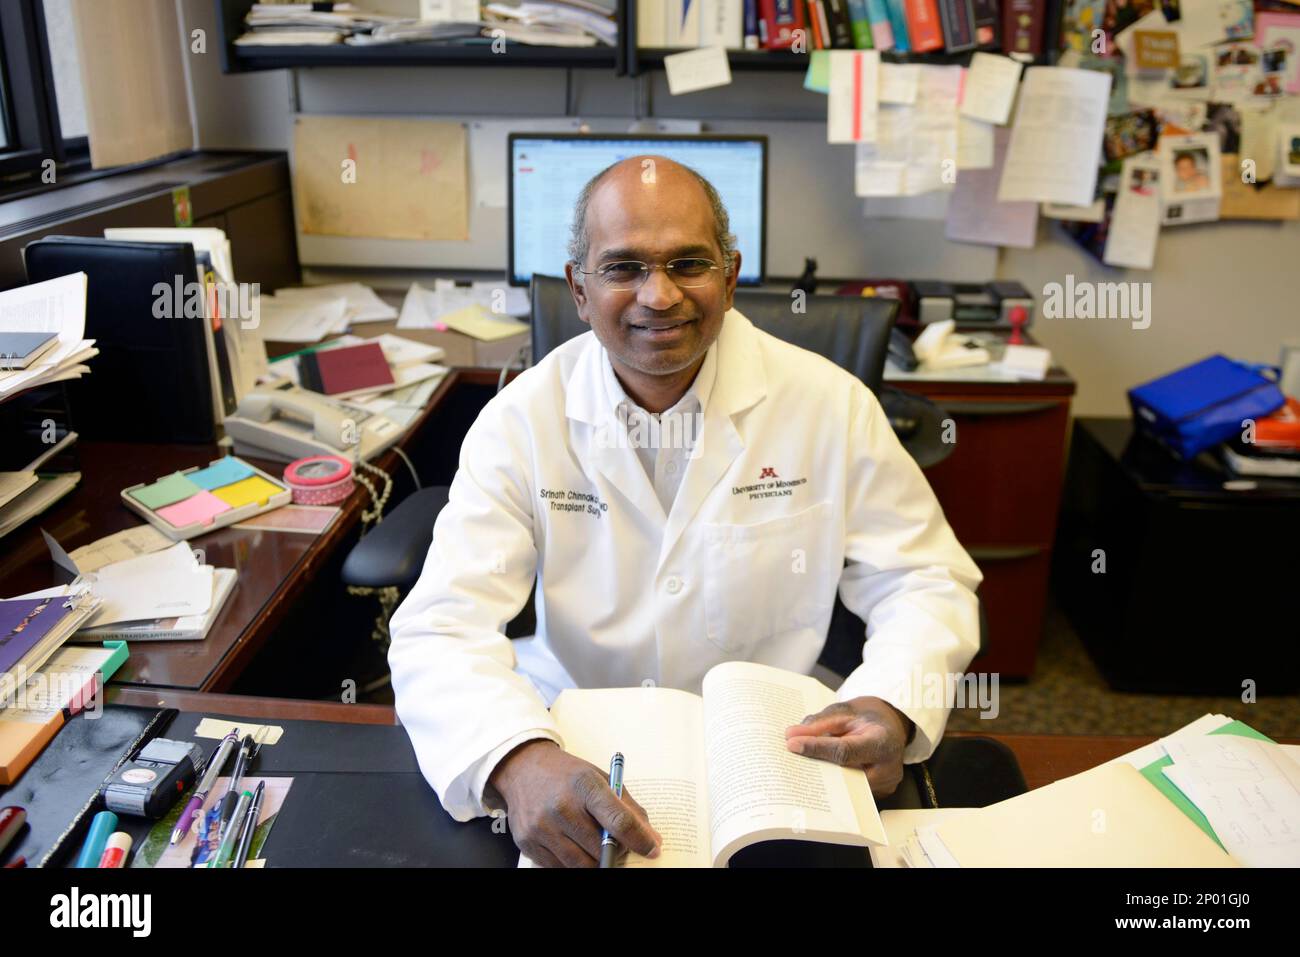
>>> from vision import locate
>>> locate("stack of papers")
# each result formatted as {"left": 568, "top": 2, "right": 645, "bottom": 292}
{"left": 235, "top": 3, "right": 402, "bottom": 45}
{"left": 889, "top": 715, "right": 1299, "bottom": 868}
{"left": 483, "top": 1, "right": 617, "bottom": 46}
{"left": 257, "top": 282, "right": 399, "bottom": 343}
{"left": 40, "top": 528, "right": 235, "bottom": 642}
{"left": 0, "top": 273, "right": 97, "bottom": 403}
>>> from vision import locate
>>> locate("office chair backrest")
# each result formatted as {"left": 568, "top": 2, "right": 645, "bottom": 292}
{"left": 528, "top": 274, "right": 897, "bottom": 394}
{"left": 24, "top": 236, "right": 217, "bottom": 443}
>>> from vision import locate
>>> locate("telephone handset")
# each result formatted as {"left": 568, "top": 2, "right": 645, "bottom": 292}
{"left": 224, "top": 384, "right": 402, "bottom": 464}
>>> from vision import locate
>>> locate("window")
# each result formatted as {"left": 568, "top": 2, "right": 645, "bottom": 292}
{"left": 0, "top": 0, "right": 89, "bottom": 185}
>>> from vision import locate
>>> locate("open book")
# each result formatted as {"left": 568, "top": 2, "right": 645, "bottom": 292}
{"left": 521, "top": 661, "right": 886, "bottom": 867}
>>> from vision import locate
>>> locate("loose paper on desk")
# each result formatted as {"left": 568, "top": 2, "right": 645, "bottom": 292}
{"left": 932, "top": 762, "right": 1237, "bottom": 867}
{"left": 78, "top": 542, "right": 214, "bottom": 626}
{"left": 664, "top": 46, "right": 732, "bottom": 95}
{"left": 1161, "top": 736, "right": 1300, "bottom": 868}
{"left": 274, "top": 283, "right": 396, "bottom": 324}
{"left": 67, "top": 525, "right": 172, "bottom": 574}
{"left": 855, "top": 65, "right": 961, "bottom": 196}
{"left": 256, "top": 295, "right": 349, "bottom": 343}
{"left": 946, "top": 126, "right": 1039, "bottom": 248}
{"left": 293, "top": 115, "right": 468, "bottom": 241}
{"left": 828, "top": 50, "right": 880, "bottom": 144}
{"left": 998, "top": 67, "right": 1112, "bottom": 206}
{"left": 960, "top": 53, "right": 1023, "bottom": 125}
{"left": 439, "top": 304, "right": 528, "bottom": 342}
{"left": 397, "top": 282, "right": 528, "bottom": 331}
{"left": 1104, "top": 155, "right": 1161, "bottom": 269}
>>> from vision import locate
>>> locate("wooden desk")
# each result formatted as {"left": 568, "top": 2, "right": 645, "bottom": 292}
{"left": 0, "top": 369, "right": 500, "bottom": 694}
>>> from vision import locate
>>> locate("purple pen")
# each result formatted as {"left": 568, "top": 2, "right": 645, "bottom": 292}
{"left": 170, "top": 728, "right": 239, "bottom": 845}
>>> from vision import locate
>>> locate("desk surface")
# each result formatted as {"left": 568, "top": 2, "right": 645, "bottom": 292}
{"left": 10, "top": 690, "right": 1277, "bottom": 868}
{"left": 0, "top": 369, "right": 488, "bottom": 693}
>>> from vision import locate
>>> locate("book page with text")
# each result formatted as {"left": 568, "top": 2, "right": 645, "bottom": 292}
{"left": 545, "top": 685, "right": 711, "bottom": 868}
{"left": 703, "top": 661, "right": 884, "bottom": 866}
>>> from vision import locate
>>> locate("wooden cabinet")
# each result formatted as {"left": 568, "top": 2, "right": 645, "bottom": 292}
{"left": 889, "top": 368, "right": 1076, "bottom": 678}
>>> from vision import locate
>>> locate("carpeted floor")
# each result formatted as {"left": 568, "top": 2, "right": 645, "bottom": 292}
{"left": 945, "top": 599, "right": 1300, "bottom": 738}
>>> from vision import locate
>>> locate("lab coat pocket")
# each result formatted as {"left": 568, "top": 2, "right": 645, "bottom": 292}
{"left": 702, "top": 501, "right": 836, "bottom": 653}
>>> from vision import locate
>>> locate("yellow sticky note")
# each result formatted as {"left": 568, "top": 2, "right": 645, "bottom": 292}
{"left": 212, "top": 475, "right": 283, "bottom": 509}
{"left": 194, "top": 718, "right": 283, "bottom": 745}
{"left": 439, "top": 304, "right": 528, "bottom": 341}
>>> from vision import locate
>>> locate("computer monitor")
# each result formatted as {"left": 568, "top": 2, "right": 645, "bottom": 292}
{"left": 507, "top": 133, "right": 767, "bottom": 287}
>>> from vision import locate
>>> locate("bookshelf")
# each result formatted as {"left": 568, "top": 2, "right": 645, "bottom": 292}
{"left": 216, "top": 0, "right": 1060, "bottom": 78}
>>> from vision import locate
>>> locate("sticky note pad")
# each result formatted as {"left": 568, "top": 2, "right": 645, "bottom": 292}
{"left": 129, "top": 473, "right": 202, "bottom": 510}
{"left": 188, "top": 457, "right": 255, "bottom": 491}
{"left": 211, "top": 475, "right": 283, "bottom": 509}
{"left": 156, "top": 491, "right": 231, "bottom": 529}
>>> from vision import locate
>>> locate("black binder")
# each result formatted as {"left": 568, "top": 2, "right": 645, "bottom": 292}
{"left": 23, "top": 236, "right": 217, "bottom": 443}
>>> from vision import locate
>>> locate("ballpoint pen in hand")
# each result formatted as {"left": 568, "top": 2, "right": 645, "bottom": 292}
{"left": 598, "top": 752, "right": 625, "bottom": 869}
{"left": 171, "top": 728, "right": 239, "bottom": 846}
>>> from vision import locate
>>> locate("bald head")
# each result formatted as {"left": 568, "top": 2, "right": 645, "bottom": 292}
{"left": 567, "top": 156, "right": 736, "bottom": 273}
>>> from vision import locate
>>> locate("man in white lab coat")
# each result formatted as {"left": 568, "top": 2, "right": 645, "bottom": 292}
{"left": 388, "top": 156, "right": 983, "bottom": 868}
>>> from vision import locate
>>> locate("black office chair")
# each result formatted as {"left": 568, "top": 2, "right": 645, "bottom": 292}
{"left": 528, "top": 274, "right": 898, "bottom": 394}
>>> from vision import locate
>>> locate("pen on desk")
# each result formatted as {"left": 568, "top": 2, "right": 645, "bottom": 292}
{"left": 213, "top": 790, "right": 252, "bottom": 868}
{"left": 217, "top": 734, "right": 255, "bottom": 841}
{"left": 233, "top": 780, "right": 264, "bottom": 870}
{"left": 598, "top": 752, "right": 625, "bottom": 869}
{"left": 171, "top": 728, "right": 239, "bottom": 845}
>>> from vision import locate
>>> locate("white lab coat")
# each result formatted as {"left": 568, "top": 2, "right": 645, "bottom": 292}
{"left": 388, "top": 309, "right": 983, "bottom": 821}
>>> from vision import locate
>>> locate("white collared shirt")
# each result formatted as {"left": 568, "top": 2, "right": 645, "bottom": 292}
{"left": 600, "top": 343, "right": 718, "bottom": 514}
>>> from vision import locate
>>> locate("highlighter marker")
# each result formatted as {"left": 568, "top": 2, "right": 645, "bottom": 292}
{"left": 97, "top": 832, "right": 132, "bottom": 868}
{"left": 75, "top": 810, "right": 119, "bottom": 868}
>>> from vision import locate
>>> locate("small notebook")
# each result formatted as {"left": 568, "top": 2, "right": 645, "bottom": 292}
{"left": 299, "top": 341, "right": 394, "bottom": 396}
{"left": 0, "top": 331, "right": 58, "bottom": 369}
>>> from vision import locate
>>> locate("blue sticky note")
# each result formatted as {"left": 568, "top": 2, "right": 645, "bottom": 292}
{"left": 188, "top": 457, "right": 256, "bottom": 491}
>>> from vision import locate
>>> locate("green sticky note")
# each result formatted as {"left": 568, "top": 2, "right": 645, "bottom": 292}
{"left": 129, "top": 473, "right": 202, "bottom": 510}
{"left": 804, "top": 51, "right": 830, "bottom": 95}
{"left": 1139, "top": 720, "right": 1275, "bottom": 850}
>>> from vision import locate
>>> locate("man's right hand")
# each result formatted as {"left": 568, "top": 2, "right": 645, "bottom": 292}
{"left": 489, "top": 740, "right": 662, "bottom": 868}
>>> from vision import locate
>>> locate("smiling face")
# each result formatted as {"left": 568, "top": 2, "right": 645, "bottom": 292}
{"left": 565, "top": 158, "right": 740, "bottom": 408}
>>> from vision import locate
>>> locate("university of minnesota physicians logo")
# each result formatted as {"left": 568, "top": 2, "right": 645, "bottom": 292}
{"left": 759, "top": 467, "right": 778, "bottom": 479}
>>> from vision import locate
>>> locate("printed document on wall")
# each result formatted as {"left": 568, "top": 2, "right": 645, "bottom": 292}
{"left": 997, "top": 67, "right": 1112, "bottom": 206}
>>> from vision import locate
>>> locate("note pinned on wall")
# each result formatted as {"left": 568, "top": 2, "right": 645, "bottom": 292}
{"left": 293, "top": 115, "right": 469, "bottom": 241}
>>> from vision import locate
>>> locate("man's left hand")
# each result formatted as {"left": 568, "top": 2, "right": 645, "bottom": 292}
{"left": 784, "top": 697, "right": 914, "bottom": 797}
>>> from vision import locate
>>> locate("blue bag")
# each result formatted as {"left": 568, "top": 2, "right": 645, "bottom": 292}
{"left": 1128, "top": 355, "right": 1286, "bottom": 460}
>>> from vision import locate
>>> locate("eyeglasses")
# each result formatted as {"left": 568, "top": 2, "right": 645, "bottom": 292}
{"left": 576, "top": 258, "right": 723, "bottom": 290}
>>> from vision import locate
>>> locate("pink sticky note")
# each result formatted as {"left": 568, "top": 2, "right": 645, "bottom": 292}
{"left": 156, "top": 491, "right": 231, "bottom": 529}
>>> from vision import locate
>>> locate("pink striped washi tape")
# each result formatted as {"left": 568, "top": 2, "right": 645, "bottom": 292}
{"left": 283, "top": 454, "right": 354, "bottom": 505}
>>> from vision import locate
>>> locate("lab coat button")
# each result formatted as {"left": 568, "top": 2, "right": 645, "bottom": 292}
{"left": 665, "top": 576, "right": 682, "bottom": 595}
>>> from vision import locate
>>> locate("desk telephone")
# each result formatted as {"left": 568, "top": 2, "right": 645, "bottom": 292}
{"left": 224, "top": 383, "right": 402, "bottom": 464}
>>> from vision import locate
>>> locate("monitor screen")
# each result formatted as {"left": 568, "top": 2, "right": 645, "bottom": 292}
{"left": 508, "top": 134, "right": 767, "bottom": 287}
